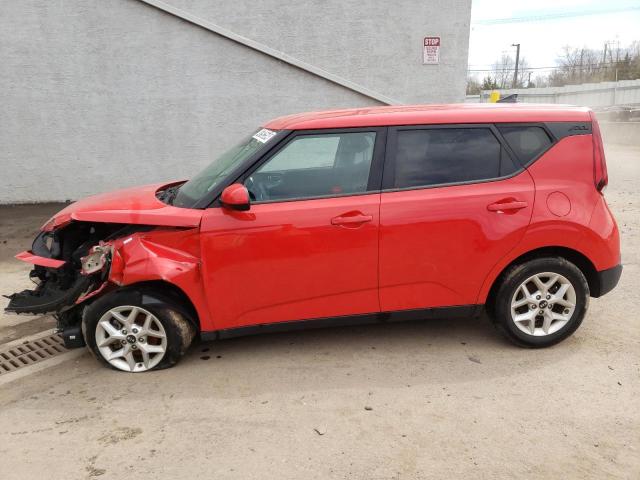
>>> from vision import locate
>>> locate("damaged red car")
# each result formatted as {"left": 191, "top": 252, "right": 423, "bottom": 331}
{"left": 5, "top": 104, "right": 622, "bottom": 372}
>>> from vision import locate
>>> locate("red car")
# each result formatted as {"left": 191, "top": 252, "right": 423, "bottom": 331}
{"left": 6, "top": 104, "right": 622, "bottom": 372}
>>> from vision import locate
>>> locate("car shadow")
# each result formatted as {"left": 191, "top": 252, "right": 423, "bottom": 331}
{"left": 170, "top": 313, "right": 585, "bottom": 395}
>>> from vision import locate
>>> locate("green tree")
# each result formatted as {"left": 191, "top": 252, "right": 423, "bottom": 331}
{"left": 481, "top": 76, "right": 498, "bottom": 90}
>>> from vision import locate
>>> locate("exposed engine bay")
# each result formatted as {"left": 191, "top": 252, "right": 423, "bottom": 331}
{"left": 3, "top": 182, "right": 207, "bottom": 358}
{"left": 4, "top": 222, "right": 152, "bottom": 326}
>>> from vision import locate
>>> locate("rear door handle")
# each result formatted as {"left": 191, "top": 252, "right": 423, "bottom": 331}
{"left": 487, "top": 200, "right": 528, "bottom": 212}
{"left": 331, "top": 214, "right": 373, "bottom": 226}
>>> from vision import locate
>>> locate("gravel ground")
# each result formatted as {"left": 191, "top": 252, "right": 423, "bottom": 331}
{"left": 0, "top": 145, "right": 638, "bottom": 479}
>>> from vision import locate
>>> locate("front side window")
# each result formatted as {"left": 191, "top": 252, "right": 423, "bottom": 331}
{"left": 245, "top": 131, "right": 376, "bottom": 202}
{"left": 392, "top": 128, "right": 517, "bottom": 189}
{"left": 173, "top": 129, "right": 278, "bottom": 208}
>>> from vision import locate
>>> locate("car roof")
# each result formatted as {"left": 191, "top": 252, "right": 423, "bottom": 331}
{"left": 264, "top": 103, "right": 592, "bottom": 130}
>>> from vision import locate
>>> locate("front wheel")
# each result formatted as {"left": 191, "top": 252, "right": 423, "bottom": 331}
{"left": 82, "top": 289, "right": 196, "bottom": 372}
{"left": 491, "top": 257, "right": 590, "bottom": 348}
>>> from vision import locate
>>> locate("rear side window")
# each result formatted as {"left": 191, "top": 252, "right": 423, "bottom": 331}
{"left": 498, "top": 126, "right": 552, "bottom": 165}
{"left": 392, "top": 128, "right": 517, "bottom": 189}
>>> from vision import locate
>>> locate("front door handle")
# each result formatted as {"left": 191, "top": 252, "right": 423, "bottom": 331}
{"left": 487, "top": 200, "right": 528, "bottom": 213}
{"left": 331, "top": 214, "right": 373, "bottom": 226}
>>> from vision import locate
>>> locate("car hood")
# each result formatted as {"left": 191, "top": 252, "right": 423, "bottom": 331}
{"left": 43, "top": 182, "right": 204, "bottom": 231}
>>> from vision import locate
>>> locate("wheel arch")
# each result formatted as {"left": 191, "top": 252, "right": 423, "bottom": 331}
{"left": 484, "top": 246, "right": 600, "bottom": 311}
{"left": 96, "top": 280, "right": 201, "bottom": 333}
{"left": 106, "top": 231, "right": 213, "bottom": 331}
{"left": 81, "top": 281, "right": 197, "bottom": 372}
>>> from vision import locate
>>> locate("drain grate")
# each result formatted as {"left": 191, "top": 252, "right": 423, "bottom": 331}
{"left": 0, "top": 333, "right": 68, "bottom": 375}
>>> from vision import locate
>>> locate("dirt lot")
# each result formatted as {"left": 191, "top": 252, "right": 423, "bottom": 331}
{"left": 0, "top": 145, "right": 638, "bottom": 479}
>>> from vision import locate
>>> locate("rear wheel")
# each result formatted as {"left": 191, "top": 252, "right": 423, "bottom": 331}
{"left": 491, "top": 257, "right": 589, "bottom": 347}
{"left": 82, "top": 289, "right": 196, "bottom": 372}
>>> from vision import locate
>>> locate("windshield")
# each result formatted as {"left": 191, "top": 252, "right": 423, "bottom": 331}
{"left": 173, "top": 128, "right": 278, "bottom": 208}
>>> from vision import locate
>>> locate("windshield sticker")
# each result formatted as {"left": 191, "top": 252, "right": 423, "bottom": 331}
{"left": 252, "top": 128, "right": 277, "bottom": 143}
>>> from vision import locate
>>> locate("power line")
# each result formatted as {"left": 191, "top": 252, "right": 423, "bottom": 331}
{"left": 473, "top": 6, "right": 640, "bottom": 25}
{"left": 467, "top": 61, "right": 633, "bottom": 73}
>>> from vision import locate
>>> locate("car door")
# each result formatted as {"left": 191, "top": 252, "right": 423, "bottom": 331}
{"left": 379, "top": 124, "right": 535, "bottom": 312}
{"left": 199, "top": 128, "right": 386, "bottom": 330}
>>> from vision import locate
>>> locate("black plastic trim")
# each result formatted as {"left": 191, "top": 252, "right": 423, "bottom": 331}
{"left": 495, "top": 121, "right": 591, "bottom": 168}
{"left": 200, "top": 305, "right": 480, "bottom": 341}
{"left": 5, "top": 275, "right": 93, "bottom": 315}
{"left": 61, "top": 325, "right": 86, "bottom": 349}
{"left": 594, "top": 264, "right": 622, "bottom": 298}
{"left": 544, "top": 122, "right": 592, "bottom": 141}
{"left": 32, "top": 230, "right": 61, "bottom": 259}
{"left": 494, "top": 121, "right": 555, "bottom": 140}
{"left": 493, "top": 122, "right": 555, "bottom": 168}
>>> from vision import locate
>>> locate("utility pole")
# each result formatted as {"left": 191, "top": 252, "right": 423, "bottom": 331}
{"left": 512, "top": 43, "right": 521, "bottom": 88}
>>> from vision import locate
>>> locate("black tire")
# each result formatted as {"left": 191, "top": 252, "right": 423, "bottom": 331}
{"left": 491, "top": 257, "right": 589, "bottom": 348}
{"left": 82, "top": 288, "right": 196, "bottom": 372}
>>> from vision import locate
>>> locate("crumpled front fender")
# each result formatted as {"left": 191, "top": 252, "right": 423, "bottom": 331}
{"left": 107, "top": 229, "right": 212, "bottom": 330}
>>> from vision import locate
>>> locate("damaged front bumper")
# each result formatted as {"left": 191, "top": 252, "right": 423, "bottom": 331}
{"left": 5, "top": 220, "right": 204, "bottom": 340}
{"left": 5, "top": 273, "right": 94, "bottom": 315}
{"left": 5, "top": 245, "right": 111, "bottom": 315}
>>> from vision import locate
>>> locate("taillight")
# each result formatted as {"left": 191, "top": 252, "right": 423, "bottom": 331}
{"left": 590, "top": 112, "right": 608, "bottom": 192}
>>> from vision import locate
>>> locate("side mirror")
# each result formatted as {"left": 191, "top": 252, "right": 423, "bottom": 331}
{"left": 220, "top": 183, "right": 251, "bottom": 211}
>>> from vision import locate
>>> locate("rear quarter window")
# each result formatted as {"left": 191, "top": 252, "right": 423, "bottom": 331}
{"left": 498, "top": 126, "right": 552, "bottom": 165}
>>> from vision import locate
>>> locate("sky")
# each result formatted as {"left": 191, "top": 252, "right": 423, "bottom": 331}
{"left": 468, "top": 0, "right": 640, "bottom": 78}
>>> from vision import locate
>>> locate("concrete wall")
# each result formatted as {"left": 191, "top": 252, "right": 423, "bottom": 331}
{"left": 600, "top": 122, "right": 640, "bottom": 146}
{"left": 465, "top": 79, "right": 640, "bottom": 107}
{"left": 0, "top": 0, "right": 472, "bottom": 203}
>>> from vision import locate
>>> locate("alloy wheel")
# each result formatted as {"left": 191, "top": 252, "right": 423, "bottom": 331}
{"left": 510, "top": 272, "right": 577, "bottom": 336}
{"left": 95, "top": 305, "right": 167, "bottom": 372}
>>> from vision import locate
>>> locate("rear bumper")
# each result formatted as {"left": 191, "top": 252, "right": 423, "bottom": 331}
{"left": 595, "top": 264, "right": 622, "bottom": 298}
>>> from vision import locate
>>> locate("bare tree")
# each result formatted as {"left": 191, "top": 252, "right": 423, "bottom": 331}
{"left": 550, "top": 46, "right": 601, "bottom": 85}
{"left": 531, "top": 74, "right": 549, "bottom": 88}
{"left": 548, "top": 42, "right": 640, "bottom": 86}
{"left": 491, "top": 54, "right": 513, "bottom": 89}
{"left": 466, "top": 76, "right": 482, "bottom": 95}
{"left": 491, "top": 54, "right": 531, "bottom": 89}
{"left": 476, "top": 41, "right": 640, "bottom": 92}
